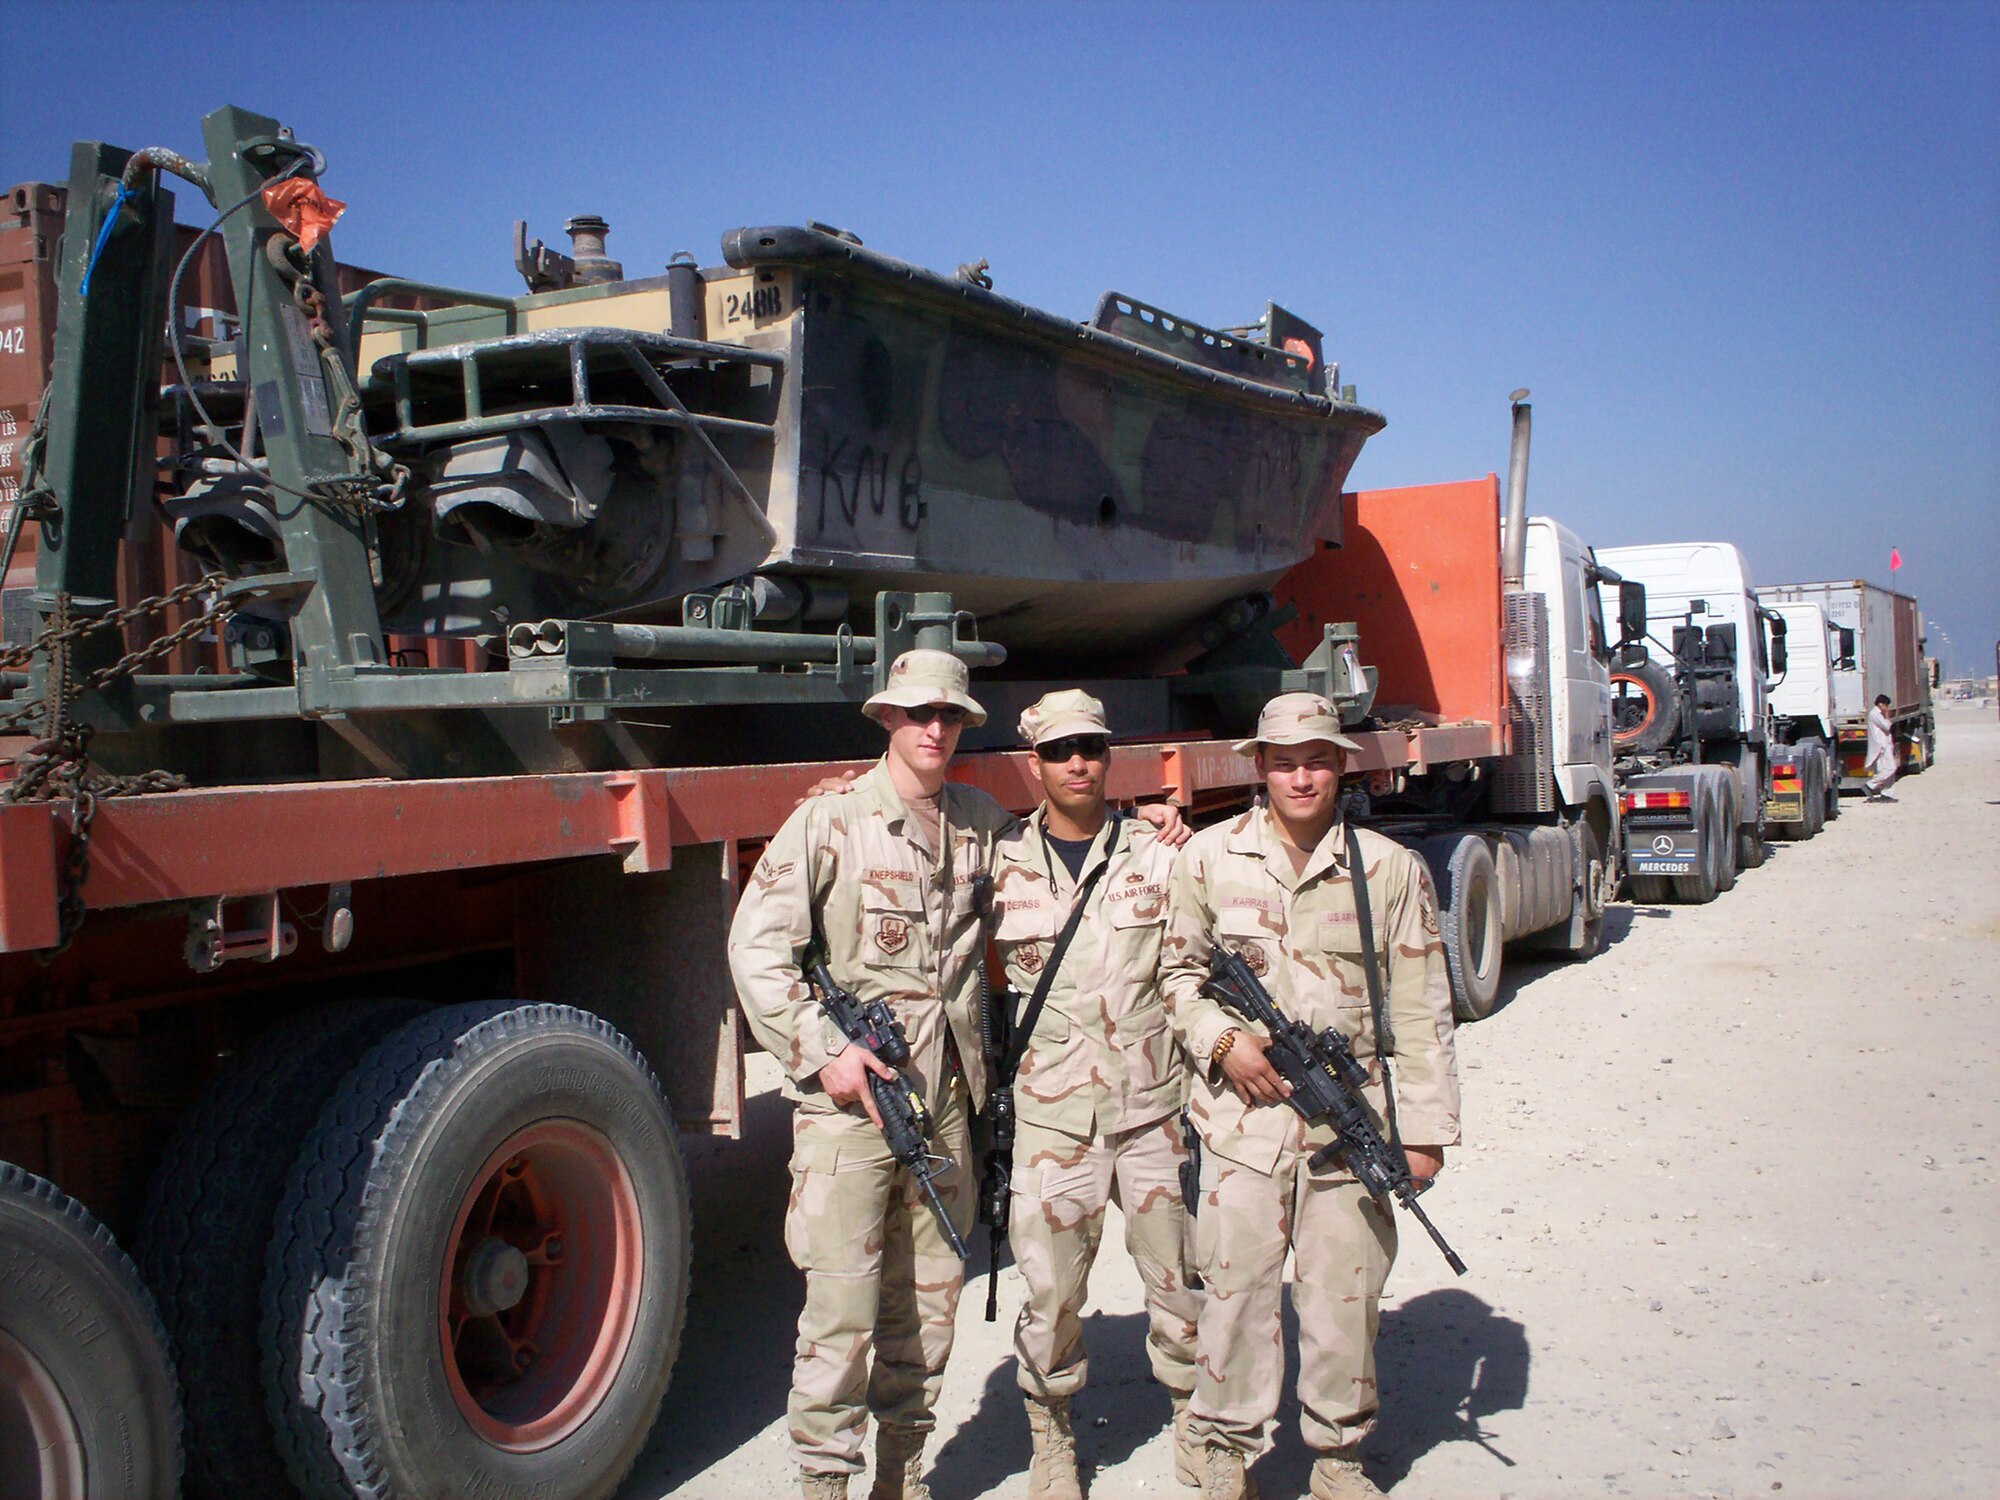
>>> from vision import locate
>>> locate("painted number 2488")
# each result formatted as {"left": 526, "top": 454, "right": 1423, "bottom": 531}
{"left": 722, "top": 286, "right": 786, "bottom": 323}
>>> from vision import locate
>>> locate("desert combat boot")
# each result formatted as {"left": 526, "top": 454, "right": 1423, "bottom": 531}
{"left": 1201, "top": 1445, "right": 1261, "bottom": 1500}
{"left": 1309, "top": 1447, "right": 1385, "bottom": 1498}
{"left": 868, "top": 1425, "right": 933, "bottom": 1500}
{"left": 1024, "top": 1394, "right": 1082, "bottom": 1500}
{"left": 1170, "top": 1393, "right": 1200, "bottom": 1486}
{"left": 800, "top": 1471, "right": 849, "bottom": 1500}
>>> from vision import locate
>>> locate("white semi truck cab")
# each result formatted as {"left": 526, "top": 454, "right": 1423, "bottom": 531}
{"left": 1759, "top": 599, "right": 1844, "bottom": 838}
{"left": 1594, "top": 541, "right": 1780, "bottom": 904}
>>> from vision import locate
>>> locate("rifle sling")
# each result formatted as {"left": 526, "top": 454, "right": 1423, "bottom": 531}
{"left": 1001, "top": 813, "right": 1119, "bottom": 1082}
{"left": 1344, "top": 821, "right": 1404, "bottom": 1153}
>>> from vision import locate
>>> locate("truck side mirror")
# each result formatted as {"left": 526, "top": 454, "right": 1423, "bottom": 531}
{"left": 1931, "top": 659, "right": 1942, "bottom": 688}
{"left": 1769, "top": 625, "right": 1788, "bottom": 677}
{"left": 1618, "top": 581, "right": 1647, "bottom": 645}
{"left": 1834, "top": 626, "right": 1856, "bottom": 668}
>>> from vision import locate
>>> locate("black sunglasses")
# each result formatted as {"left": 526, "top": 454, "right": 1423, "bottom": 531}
{"left": 904, "top": 704, "right": 968, "bottom": 727}
{"left": 1035, "top": 735, "right": 1110, "bottom": 763}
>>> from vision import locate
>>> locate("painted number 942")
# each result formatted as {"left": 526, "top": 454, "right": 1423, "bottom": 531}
{"left": 0, "top": 325, "right": 27, "bottom": 356}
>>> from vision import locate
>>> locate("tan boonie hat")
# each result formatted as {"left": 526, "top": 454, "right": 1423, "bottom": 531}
{"left": 1232, "top": 691, "right": 1362, "bottom": 755}
{"left": 1017, "top": 689, "right": 1110, "bottom": 747}
{"left": 863, "top": 647, "right": 988, "bottom": 726}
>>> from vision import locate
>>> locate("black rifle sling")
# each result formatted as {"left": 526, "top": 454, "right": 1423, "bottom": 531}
{"left": 1002, "top": 813, "right": 1120, "bottom": 1081}
{"left": 1344, "top": 821, "right": 1403, "bottom": 1152}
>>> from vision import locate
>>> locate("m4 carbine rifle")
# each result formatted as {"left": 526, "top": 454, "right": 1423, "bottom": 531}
{"left": 977, "top": 980, "right": 1015, "bottom": 1320}
{"left": 808, "top": 963, "right": 969, "bottom": 1259}
{"left": 1202, "top": 946, "right": 1467, "bottom": 1275}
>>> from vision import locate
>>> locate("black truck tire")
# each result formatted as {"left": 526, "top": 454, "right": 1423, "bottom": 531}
{"left": 1671, "top": 779, "right": 1724, "bottom": 905}
{"left": 0, "top": 1162, "right": 183, "bottom": 1500}
{"left": 1802, "top": 752, "right": 1827, "bottom": 838}
{"left": 1737, "top": 809, "right": 1768, "bottom": 871}
{"left": 135, "top": 998, "right": 429, "bottom": 1500}
{"left": 1713, "top": 779, "right": 1742, "bottom": 893}
{"left": 1432, "top": 834, "right": 1504, "bottom": 1021}
{"left": 1627, "top": 874, "right": 1674, "bottom": 904}
{"left": 1524, "top": 820, "right": 1607, "bottom": 960}
{"left": 1609, "top": 657, "right": 1680, "bottom": 754}
{"left": 1823, "top": 755, "right": 1842, "bottom": 823}
{"left": 263, "top": 1002, "right": 690, "bottom": 1500}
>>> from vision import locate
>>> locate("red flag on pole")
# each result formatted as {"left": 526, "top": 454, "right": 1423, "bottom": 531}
{"left": 1890, "top": 547, "right": 1903, "bottom": 572}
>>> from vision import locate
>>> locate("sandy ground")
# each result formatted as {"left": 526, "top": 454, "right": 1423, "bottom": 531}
{"left": 626, "top": 704, "right": 1999, "bottom": 1500}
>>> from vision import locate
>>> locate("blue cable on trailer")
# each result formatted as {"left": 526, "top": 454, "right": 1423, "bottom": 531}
{"left": 78, "top": 183, "right": 134, "bottom": 298}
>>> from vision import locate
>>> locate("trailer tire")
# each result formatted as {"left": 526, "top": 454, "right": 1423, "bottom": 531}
{"left": 0, "top": 1162, "right": 183, "bottom": 1500}
{"left": 263, "top": 1002, "right": 690, "bottom": 1500}
{"left": 1435, "top": 835, "right": 1504, "bottom": 1021}
{"left": 1823, "top": 756, "right": 1842, "bottom": 824}
{"left": 136, "top": 998, "right": 428, "bottom": 1500}
{"left": 1609, "top": 658, "right": 1680, "bottom": 754}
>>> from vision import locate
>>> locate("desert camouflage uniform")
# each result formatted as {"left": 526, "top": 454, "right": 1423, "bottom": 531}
{"left": 1159, "top": 803, "right": 1459, "bottom": 1458}
{"left": 992, "top": 806, "right": 1201, "bottom": 1402}
{"left": 730, "top": 758, "right": 1013, "bottom": 1477}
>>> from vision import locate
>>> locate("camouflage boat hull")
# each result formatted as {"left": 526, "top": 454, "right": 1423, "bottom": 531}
{"left": 355, "top": 225, "right": 1384, "bottom": 671}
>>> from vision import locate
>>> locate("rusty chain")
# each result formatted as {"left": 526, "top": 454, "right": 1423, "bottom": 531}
{"left": 2, "top": 577, "right": 222, "bottom": 951}
{"left": 0, "top": 570, "right": 226, "bottom": 676}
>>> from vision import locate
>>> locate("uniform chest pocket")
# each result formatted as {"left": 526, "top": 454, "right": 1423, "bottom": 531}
{"left": 1105, "top": 885, "right": 1169, "bottom": 930}
{"left": 1215, "top": 905, "right": 1282, "bottom": 980}
{"left": 863, "top": 897, "right": 930, "bottom": 971}
{"left": 1316, "top": 909, "right": 1386, "bottom": 962}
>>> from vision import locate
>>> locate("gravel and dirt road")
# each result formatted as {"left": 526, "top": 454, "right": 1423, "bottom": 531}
{"left": 628, "top": 703, "right": 1999, "bottom": 1500}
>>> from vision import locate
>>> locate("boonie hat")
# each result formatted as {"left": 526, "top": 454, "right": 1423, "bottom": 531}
{"left": 864, "top": 648, "right": 988, "bottom": 726}
{"left": 1018, "top": 689, "right": 1110, "bottom": 747}
{"left": 1232, "top": 691, "right": 1362, "bottom": 755}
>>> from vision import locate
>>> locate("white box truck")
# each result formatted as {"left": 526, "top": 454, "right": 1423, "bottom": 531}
{"left": 1757, "top": 580, "right": 1936, "bottom": 787}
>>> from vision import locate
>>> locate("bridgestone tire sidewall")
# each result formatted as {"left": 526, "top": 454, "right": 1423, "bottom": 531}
{"left": 266, "top": 1004, "right": 689, "bottom": 1500}
{"left": 0, "top": 1164, "right": 182, "bottom": 1500}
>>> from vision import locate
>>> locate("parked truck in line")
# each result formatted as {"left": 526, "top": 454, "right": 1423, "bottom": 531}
{"left": 1275, "top": 407, "right": 1627, "bottom": 1022}
{"left": 1755, "top": 579, "right": 1936, "bottom": 788}
{"left": 2, "top": 108, "right": 1618, "bottom": 1500}
{"left": 1594, "top": 541, "right": 1782, "bottom": 904}
{"left": 1758, "top": 598, "right": 1844, "bottom": 839}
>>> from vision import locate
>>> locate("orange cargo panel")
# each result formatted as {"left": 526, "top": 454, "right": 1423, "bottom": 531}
{"left": 1273, "top": 478, "right": 1505, "bottom": 738}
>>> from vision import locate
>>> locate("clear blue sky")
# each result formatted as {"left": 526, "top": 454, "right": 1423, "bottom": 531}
{"left": 7, "top": 0, "right": 1996, "bottom": 678}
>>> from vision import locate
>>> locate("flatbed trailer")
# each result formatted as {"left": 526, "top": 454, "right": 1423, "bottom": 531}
{"left": 0, "top": 104, "right": 1597, "bottom": 1500}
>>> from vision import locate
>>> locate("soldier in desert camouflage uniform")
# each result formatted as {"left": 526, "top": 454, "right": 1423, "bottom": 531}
{"left": 1160, "top": 693, "right": 1460, "bottom": 1500}
{"left": 730, "top": 648, "right": 1015, "bottom": 1500}
{"left": 989, "top": 690, "right": 1203, "bottom": 1500}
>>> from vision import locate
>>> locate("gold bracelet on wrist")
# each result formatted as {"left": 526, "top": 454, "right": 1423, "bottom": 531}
{"left": 1211, "top": 1029, "right": 1238, "bottom": 1066}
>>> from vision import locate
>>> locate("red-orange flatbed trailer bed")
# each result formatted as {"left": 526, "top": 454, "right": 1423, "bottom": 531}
{"left": 0, "top": 723, "right": 1496, "bottom": 960}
